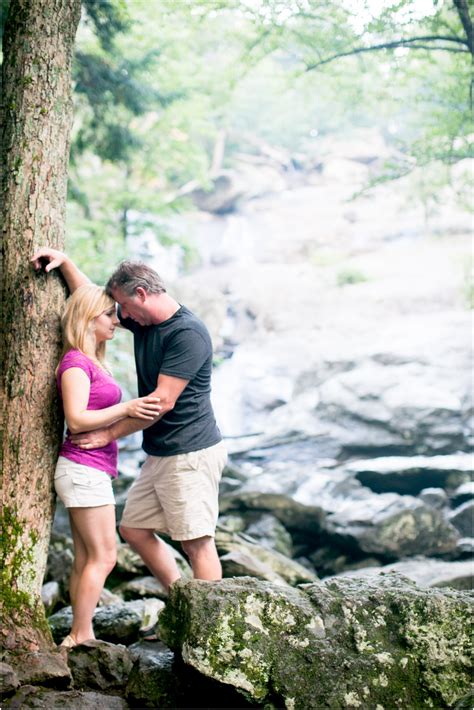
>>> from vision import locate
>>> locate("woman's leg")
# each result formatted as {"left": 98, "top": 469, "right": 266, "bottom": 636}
{"left": 67, "top": 505, "right": 117, "bottom": 644}
{"left": 68, "top": 512, "right": 87, "bottom": 609}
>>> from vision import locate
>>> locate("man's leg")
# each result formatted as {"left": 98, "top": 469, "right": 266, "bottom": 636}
{"left": 119, "top": 526, "right": 181, "bottom": 591}
{"left": 181, "top": 535, "right": 222, "bottom": 581}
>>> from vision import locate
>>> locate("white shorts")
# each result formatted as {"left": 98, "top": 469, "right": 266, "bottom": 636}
{"left": 120, "top": 441, "right": 227, "bottom": 541}
{"left": 54, "top": 456, "right": 115, "bottom": 508}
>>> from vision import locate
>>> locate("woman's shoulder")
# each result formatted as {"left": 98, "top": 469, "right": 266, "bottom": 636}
{"left": 57, "top": 349, "right": 94, "bottom": 376}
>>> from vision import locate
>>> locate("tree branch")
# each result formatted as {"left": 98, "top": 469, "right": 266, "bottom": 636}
{"left": 305, "top": 35, "right": 469, "bottom": 71}
{"left": 453, "top": 0, "right": 473, "bottom": 57}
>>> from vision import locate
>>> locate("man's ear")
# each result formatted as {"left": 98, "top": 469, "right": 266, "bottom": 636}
{"left": 135, "top": 286, "right": 147, "bottom": 302}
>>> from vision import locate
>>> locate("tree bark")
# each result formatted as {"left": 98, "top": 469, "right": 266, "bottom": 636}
{"left": 1, "top": 0, "right": 81, "bottom": 652}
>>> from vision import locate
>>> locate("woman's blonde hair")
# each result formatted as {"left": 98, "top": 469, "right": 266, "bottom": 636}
{"left": 58, "top": 284, "right": 115, "bottom": 370}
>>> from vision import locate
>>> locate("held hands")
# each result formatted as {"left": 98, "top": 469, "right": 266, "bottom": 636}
{"left": 31, "top": 247, "right": 67, "bottom": 273}
{"left": 125, "top": 396, "right": 162, "bottom": 420}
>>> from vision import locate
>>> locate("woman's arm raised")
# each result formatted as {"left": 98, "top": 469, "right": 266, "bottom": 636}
{"left": 31, "top": 248, "right": 89, "bottom": 293}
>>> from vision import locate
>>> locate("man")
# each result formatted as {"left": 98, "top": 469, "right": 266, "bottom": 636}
{"left": 32, "top": 248, "right": 227, "bottom": 590}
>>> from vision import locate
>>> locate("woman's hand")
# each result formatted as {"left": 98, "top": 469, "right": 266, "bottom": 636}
{"left": 31, "top": 247, "right": 68, "bottom": 273}
{"left": 31, "top": 248, "right": 89, "bottom": 291}
{"left": 125, "top": 396, "right": 162, "bottom": 420}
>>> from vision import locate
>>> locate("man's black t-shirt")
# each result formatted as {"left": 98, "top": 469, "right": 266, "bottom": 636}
{"left": 119, "top": 305, "right": 222, "bottom": 457}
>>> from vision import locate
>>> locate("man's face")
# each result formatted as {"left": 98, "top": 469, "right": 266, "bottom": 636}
{"left": 111, "top": 287, "right": 151, "bottom": 326}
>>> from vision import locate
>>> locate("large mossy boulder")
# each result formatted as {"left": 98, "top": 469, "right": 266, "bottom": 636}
{"left": 159, "top": 575, "right": 473, "bottom": 709}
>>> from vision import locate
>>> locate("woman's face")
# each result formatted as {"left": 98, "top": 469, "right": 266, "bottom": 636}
{"left": 93, "top": 304, "right": 120, "bottom": 344}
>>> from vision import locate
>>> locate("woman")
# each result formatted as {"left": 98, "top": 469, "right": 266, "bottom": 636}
{"left": 55, "top": 283, "right": 161, "bottom": 649}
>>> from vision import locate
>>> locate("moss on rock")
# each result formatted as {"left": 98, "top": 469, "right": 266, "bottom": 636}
{"left": 159, "top": 573, "right": 473, "bottom": 709}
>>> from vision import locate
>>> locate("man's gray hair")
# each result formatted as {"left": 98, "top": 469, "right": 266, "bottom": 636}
{"left": 106, "top": 261, "right": 166, "bottom": 297}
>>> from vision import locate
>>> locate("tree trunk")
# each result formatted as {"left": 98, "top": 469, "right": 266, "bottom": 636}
{"left": 1, "top": 0, "right": 81, "bottom": 652}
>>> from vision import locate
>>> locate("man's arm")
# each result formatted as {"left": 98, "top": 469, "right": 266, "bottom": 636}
{"left": 31, "top": 248, "right": 89, "bottom": 292}
{"left": 70, "top": 373, "right": 189, "bottom": 449}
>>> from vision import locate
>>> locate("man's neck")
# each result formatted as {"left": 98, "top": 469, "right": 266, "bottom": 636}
{"left": 150, "top": 293, "right": 181, "bottom": 325}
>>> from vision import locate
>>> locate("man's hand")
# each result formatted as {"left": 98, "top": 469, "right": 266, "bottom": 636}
{"left": 69, "top": 427, "right": 112, "bottom": 450}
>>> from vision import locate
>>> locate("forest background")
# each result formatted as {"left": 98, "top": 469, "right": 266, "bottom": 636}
{"left": 63, "top": 0, "right": 472, "bottom": 275}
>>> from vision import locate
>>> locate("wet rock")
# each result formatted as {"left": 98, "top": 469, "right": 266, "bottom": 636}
{"left": 329, "top": 557, "right": 474, "bottom": 591}
{"left": 345, "top": 453, "right": 472, "bottom": 495}
{"left": 216, "top": 529, "right": 317, "bottom": 585}
{"left": 448, "top": 500, "right": 474, "bottom": 537}
{"left": 419, "top": 487, "right": 449, "bottom": 510}
{"left": 325, "top": 489, "right": 459, "bottom": 558}
{"left": 451, "top": 481, "right": 474, "bottom": 506}
{"left": 159, "top": 575, "right": 473, "bottom": 709}
{"left": 67, "top": 640, "right": 132, "bottom": 692}
{"left": 4, "top": 685, "right": 127, "bottom": 709}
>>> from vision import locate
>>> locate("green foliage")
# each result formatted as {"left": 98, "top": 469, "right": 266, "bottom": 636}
{"left": 337, "top": 269, "right": 368, "bottom": 287}
{"left": 65, "top": 0, "right": 471, "bottom": 280}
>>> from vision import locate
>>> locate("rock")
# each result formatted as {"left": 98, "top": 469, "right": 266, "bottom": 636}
{"left": 216, "top": 529, "right": 317, "bottom": 586}
{"left": 244, "top": 514, "right": 294, "bottom": 557}
{"left": 456, "top": 537, "right": 474, "bottom": 556}
{"left": 191, "top": 172, "right": 245, "bottom": 214}
{"left": 220, "top": 491, "right": 325, "bottom": 547}
{"left": 41, "top": 581, "right": 61, "bottom": 616}
{"left": 345, "top": 453, "right": 472, "bottom": 495}
{"left": 44, "top": 533, "right": 73, "bottom": 595}
{"left": 126, "top": 639, "right": 258, "bottom": 708}
{"left": 67, "top": 640, "right": 132, "bottom": 691}
{"left": 449, "top": 500, "right": 474, "bottom": 537}
{"left": 125, "top": 640, "right": 176, "bottom": 708}
{"left": 116, "top": 576, "right": 167, "bottom": 601}
{"left": 49, "top": 601, "right": 143, "bottom": 645}
{"left": 9, "top": 652, "right": 71, "bottom": 689}
{"left": 325, "top": 489, "right": 459, "bottom": 559}
{"left": 98, "top": 588, "right": 124, "bottom": 606}
{"left": 329, "top": 557, "right": 474, "bottom": 591}
{"left": 3, "top": 685, "right": 127, "bottom": 709}
{"left": 115, "top": 541, "right": 192, "bottom": 580}
{"left": 451, "top": 481, "right": 474, "bottom": 506}
{"left": 0, "top": 662, "right": 19, "bottom": 695}
{"left": 159, "top": 575, "right": 473, "bottom": 709}
{"left": 315, "top": 362, "right": 470, "bottom": 457}
{"left": 419, "top": 487, "right": 449, "bottom": 509}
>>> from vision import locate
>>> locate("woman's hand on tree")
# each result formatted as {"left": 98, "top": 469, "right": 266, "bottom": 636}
{"left": 125, "top": 396, "right": 162, "bottom": 420}
{"left": 31, "top": 247, "right": 68, "bottom": 273}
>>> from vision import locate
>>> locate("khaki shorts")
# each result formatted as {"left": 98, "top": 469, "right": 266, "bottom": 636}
{"left": 120, "top": 441, "right": 227, "bottom": 541}
{"left": 54, "top": 456, "right": 115, "bottom": 508}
